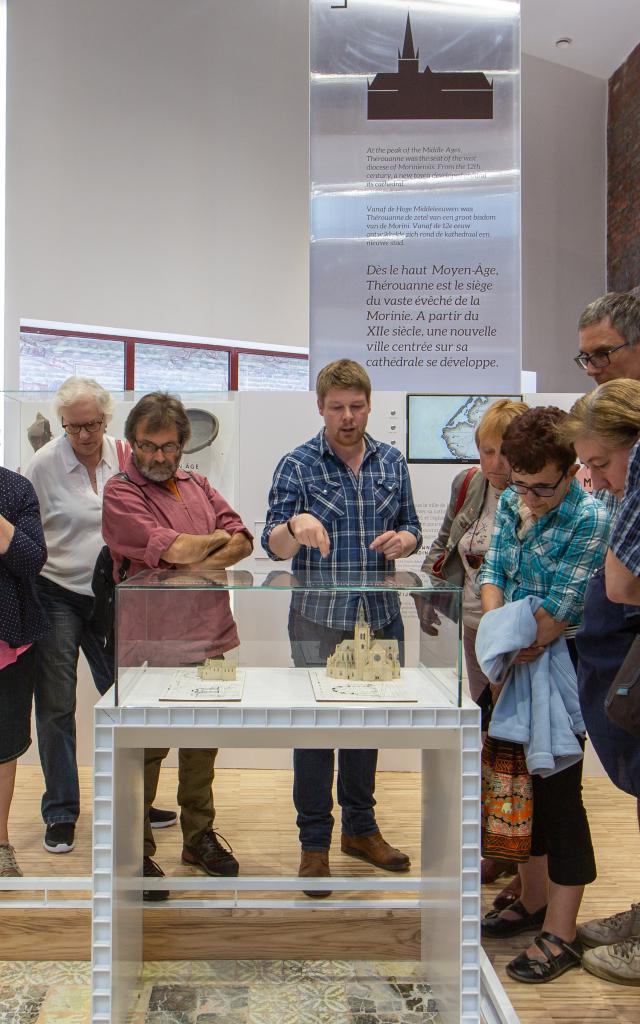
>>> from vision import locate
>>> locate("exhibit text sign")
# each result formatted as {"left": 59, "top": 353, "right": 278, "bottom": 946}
{"left": 310, "top": 0, "right": 521, "bottom": 392}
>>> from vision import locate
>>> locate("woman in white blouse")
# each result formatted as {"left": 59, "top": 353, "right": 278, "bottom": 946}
{"left": 25, "top": 377, "right": 173, "bottom": 855}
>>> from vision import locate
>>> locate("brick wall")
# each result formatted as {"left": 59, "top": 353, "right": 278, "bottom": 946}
{"left": 608, "top": 41, "right": 640, "bottom": 291}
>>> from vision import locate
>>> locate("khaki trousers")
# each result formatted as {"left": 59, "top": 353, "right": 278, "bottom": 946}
{"left": 143, "top": 747, "right": 217, "bottom": 856}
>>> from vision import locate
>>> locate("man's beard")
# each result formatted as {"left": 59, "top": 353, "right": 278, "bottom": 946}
{"left": 133, "top": 453, "right": 177, "bottom": 482}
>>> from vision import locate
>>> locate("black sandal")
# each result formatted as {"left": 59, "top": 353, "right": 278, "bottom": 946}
{"left": 506, "top": 930, "right": 583, "bottom": 983}
{"left": 481, "top": 899, "right": 547, "bottom": 937}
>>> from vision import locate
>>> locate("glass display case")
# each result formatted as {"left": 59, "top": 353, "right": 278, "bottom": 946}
{"left": 95, "top": 568, "right": 481, "bottom": 1024}
{"left": 114, "top": 568, "right": 463, "bottom": 708}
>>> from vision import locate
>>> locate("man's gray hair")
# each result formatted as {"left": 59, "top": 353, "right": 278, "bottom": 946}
{"left": 578, "top": 291, "right": 640, "bottom": 347}
{"left": 52, "top": 377, "right": 115, "bottom": 422}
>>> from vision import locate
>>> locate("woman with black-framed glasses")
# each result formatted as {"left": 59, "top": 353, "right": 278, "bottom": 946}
{"left": 24, "top": 377, "right": 175, "bottom": 856}
{"left": 478, "top": 406, "right": 610, "bottom": 984}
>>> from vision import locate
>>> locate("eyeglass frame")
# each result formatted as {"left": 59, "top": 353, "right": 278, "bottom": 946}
{"left": 508, "top": 469, "right": 567, "bottom": 498}
{"left": 133, "top": 438, "right": 182, "bottom": 455}
{"left": 61, "top": 416, "right": 105, "bottom": 435}
{"left": 573, "top": 340, "right": 630, "bottom": 370}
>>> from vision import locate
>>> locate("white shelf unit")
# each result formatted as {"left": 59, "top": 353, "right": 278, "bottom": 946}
{"left": 90, "top": 680, "right": 491, "bottom": 1024}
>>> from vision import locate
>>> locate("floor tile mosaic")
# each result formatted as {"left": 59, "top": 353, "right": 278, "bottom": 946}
{"left": 0, "top": 960, "right": 439, "bottom": 1023}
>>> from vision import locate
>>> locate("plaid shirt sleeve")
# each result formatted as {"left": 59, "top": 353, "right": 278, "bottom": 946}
{"left": 477, "top": 494, "right": 509, "bottom": 591}
{"left": 395, "top": 457, "right": 422, "bottom": 546}
{"left": 541, "top": 500, "right": 610, "bottom": 622}
{"left": 610, "top": 441, "right": 640, "bottom": 575}
{"left": 261, "top": 454, "right": 303, "bottom": 560}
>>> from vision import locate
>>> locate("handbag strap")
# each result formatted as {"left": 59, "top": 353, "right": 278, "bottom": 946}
{"left": 115, "top": 438, "right": 131, "bottom": 472}
{"left": 454, "top": 466, "right": 480, "bottom": 517}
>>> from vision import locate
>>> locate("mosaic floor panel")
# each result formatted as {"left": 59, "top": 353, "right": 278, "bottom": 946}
{"left": 0, "top": 960, "right": 439, "bottom": 1023}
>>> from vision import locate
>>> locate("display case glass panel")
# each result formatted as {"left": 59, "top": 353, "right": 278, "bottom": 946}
{"left": 114, "top": 569, "right": 462, "bottom": 708}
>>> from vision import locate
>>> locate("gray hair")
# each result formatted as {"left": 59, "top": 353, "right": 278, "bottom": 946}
{"left": 578, "top": 292, "right": 640, "bottom": 347}
{"left": 52, "top": 377, "right": 115, "bottom": 423}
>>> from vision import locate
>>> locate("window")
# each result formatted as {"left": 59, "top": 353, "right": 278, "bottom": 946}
{"left": 20, "top": 332, "right": 125, "bottom": 391}
{"left": 18, "top": 326, "right": 308, "bottom": 393}
{"left": 134, "top": 343, "right": 229, "bottom": 392}
{"left": 237, "top": 352, "right": 309, "bottom": 391}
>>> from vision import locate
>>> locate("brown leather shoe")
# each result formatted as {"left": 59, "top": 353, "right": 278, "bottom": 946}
{"left": 481, "top": 857, "right": 518, "bottom": 885}
{"left": 299, "top": 849, "right": 332, "bottom": 898}
{"left": 341, "top": 830, "right": 410, "bottom": 871}
{"left": 492, "top": 871, "right": 522, "bottom": 911}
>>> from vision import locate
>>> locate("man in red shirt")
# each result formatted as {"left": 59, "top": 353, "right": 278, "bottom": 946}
{"left": 102, "top": 392, "right": 252, "bottom": 898}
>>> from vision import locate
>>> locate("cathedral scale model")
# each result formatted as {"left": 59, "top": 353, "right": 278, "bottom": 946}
{"left": 326, "top": 608, "right": 400, "bottom": 682}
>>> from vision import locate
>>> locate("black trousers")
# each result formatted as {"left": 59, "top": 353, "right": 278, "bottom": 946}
{"left": 529, "top": 637, "right": 596, "bottom": 886}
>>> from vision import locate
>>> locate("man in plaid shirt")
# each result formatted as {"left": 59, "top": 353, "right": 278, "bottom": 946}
{"left": 262, "top": 359, "right": 421, "bottom": 895}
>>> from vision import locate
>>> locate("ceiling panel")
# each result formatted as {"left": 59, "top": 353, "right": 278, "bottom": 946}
{"left": 522, "top": 0, "right": 640, "bottom": 79}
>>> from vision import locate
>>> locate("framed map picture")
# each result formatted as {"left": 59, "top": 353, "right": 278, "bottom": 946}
{"left": 406, "top": 393, "right": 522, "bottom": 463}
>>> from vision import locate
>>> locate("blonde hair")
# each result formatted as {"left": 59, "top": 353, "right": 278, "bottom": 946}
{"left": 475, "top": 398, "right": 529, "bottom": 447}
{"left": 316, "top": 360, "right": 371, "bottom": 403}
{"left": 563, "top": 379, "right": 640, "bottom": 449}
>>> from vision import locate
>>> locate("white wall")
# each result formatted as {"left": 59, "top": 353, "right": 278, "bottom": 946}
{"left": 522, "top": 54, "right": 607, "bottom": 391}
{"left": 5, "top": 6, "right": 608, "bottom": 394}
{"left": 4, "top": 0, "right": 310, "bottom": 388}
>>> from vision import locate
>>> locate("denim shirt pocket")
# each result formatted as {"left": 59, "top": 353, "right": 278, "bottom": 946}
{"left": 307, "top": 481, "right": 346, "bottom": 527}
{"left": 373, "top": 477, "right": 401, "bottom": 523}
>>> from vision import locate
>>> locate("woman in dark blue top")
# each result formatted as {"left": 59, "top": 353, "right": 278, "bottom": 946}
{"left": 561, "top": 380, "right": 640, "bottom": 986}
{"left": 0, "top": 466, "right": 47, "bottom": 878}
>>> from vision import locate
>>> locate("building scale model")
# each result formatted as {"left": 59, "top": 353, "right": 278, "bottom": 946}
{"left": 197, "top": 659, "right": 237, "bottom": 681}
{"left": 326, "top": 609, "right": 400, "bottom": 682}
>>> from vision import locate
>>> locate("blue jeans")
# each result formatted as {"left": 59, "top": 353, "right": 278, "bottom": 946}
{"left": 34, "top": 576, "right": 114, "bottom": 825}
{"left": 288, "top": 608, "right": 404, "bottom": 850}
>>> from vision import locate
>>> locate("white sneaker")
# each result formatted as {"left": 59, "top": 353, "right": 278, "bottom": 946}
{"left": 583, "top": 938, "right": 640, "bottom": 986}
{"left": 577, "top": 903, "right": 640, "bottom": 948}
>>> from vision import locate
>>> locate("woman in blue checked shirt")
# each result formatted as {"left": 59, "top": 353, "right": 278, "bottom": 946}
{"left": 478, "top": 406, "right": 610, "bottom": 984}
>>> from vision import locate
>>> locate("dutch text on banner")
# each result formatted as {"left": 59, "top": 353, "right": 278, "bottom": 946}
{"left": 310, "top": 0, "right": 521, "bottom": 392}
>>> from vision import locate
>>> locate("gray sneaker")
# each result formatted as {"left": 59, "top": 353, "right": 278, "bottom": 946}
{"left": 577, "top": 903, "right": 640, "bottom": 948}
{"left": 583, "top": 938, "right": 640, "bottom": 986}
{"left": 0, "top": 842, "right": 22, "bottom": 877}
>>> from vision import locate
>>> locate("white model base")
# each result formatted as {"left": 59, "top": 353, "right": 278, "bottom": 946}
{"left": 309, "top": 667, "right": 420, "bottom": 701}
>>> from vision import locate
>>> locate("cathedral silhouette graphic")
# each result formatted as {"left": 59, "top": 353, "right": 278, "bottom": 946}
{"left": 367, "top": 14, "right": 493, "bottom": 121}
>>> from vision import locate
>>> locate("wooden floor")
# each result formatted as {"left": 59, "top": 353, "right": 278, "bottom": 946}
{"left": 3, "top": 765, "right": 640, "bottom": 1023}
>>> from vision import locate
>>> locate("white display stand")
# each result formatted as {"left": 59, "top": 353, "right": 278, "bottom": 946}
{"left": 91, "top": 673, "right": 486, "bottom": 1024}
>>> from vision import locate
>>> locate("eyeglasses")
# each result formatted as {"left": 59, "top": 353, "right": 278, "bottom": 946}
{"left": 508, "top": 470, "right": 566, "bottom": 498}
{"left": 573, "top": 341, "right": 630, "bottom": 369}
{"left": 62, "top": 417, "right": 104, "bottom": 435}
{"left": 134, "top": 439, "right": 181, "bottom": 455}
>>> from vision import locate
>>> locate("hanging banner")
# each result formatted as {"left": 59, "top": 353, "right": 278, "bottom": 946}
{"left": 310, "top": 0, "right": 521, "bottom": 392}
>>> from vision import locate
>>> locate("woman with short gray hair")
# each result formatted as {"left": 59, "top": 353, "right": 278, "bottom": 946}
{"left": 24, "top": 377, "right": 174, "bottom": 854}
{"left": 51, "top": 375, "right": 115, "bottom": 424}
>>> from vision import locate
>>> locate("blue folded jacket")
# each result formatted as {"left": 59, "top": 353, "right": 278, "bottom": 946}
{"left": 476, "top": 596, "right": 585, "bottom": 777}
